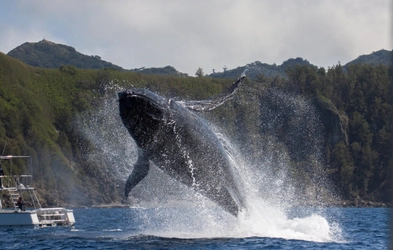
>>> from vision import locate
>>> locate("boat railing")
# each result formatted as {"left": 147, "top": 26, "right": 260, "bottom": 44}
{"left": 0, "top": 174, "right": 33, "bottom": 189}
{"left": 36, "top": 208, "right": 74, "bottom": 226}
{"left": 0, "top": 174, "right": 41, "bottom": 210}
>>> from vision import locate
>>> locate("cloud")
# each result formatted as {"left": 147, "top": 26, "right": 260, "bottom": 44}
{"left": 0, "top": 0, "right": 391, "bottom": 75}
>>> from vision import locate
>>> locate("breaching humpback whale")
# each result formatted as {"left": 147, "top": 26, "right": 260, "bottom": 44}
{"left": 118, "top": 75, "right": 246, "bottom": 216}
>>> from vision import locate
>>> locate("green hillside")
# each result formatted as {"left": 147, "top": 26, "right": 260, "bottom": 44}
{"left": 0, "top": 52, "right": 230, "bottom": 206}
{"left": 345, "top": 49, "right": 393, "bottom": 67}
{"left": 0, "top": 52, "right": 391, "bottom": 207}
{"left": 7, "top": 39, "right": 124, "bottom": 70}
{"left": 7, "top": 39, "right": 189, "bottom": 76}
{"left": 208, "top": 57, "right": 314, "bottom": 79}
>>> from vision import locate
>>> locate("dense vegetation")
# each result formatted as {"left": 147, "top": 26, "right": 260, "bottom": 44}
{"left": 209, "top": 58, "right": 314, "bottom": 79}
{"left": 0, "top": 52, "right": 230, "bottom": 206}
{"left": 132, "top": 65, "right": 188, "bottom": 77}
{"left": 345, "top": 49, "right": 393, "bottom": 67}
{"left": 7, "top": 39, "right": 124, "bottom": 70}
{"left": 209, "top": 50, "right": 392, "bottom": 80}
{"left": 282, "top": 63, "right": 392, "bottom": 203}
{"left": 0, "top": 50, "right": 391, "bottom": 207}
{"left": 7, "top": 40, "right": 188, "bottom": 76}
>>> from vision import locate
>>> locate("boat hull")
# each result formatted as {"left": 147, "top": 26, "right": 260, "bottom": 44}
{"left": 0, "top": 208, "right": 75, "bottom": 227}
{"left": 0, "top": 210, "right": 39, "bottom": 227}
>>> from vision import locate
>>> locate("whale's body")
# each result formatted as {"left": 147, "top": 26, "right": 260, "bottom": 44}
{"left": 118, "top": 76, "right": 245, "bottom": 216}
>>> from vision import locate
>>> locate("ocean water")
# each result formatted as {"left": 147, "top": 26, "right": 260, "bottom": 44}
{"left": 0, "top": 207, "right": 389, "bottom": 249}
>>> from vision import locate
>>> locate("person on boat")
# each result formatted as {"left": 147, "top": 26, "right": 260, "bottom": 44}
{"left": 16, "top": 197, "right": 24, "bottom": 211}
{"left": 0, "top": 163, "right": 4, "bottom": 188}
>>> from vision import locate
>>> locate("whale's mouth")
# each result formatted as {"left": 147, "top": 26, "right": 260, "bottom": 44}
{"left": 119, "top": 90, "right": 164, "bottom": 121}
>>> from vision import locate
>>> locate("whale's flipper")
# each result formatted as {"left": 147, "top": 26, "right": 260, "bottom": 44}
{"left": 183, "top": 75, "right": 246, "bottom": 111}
{"left": 125, "top": 150, "right": 150, "bottom": 197}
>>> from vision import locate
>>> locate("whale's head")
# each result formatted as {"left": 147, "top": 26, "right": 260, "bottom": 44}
{"left": 118, "top": 88, "right": 169, "bottom": 147}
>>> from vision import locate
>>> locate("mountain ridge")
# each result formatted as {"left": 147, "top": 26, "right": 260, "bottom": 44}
{"left": 6, "top": 39, "right": 392, "bottom": 78}
{"left": 7, "top": 39, "right": 124, "bottom": 71}
{"left": 344, "top": 49, "right": 393, "bottom": 67}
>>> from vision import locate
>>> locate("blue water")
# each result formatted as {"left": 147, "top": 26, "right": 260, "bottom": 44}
{"left": 0, "top": 207, "right": 389, "bottom": 249}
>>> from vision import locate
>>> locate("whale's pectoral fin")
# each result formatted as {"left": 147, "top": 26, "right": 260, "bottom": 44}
{"left": 125, "top": 150, "right": 150, "bottom": 197}
{"left": 183, "top": 75, "right": 246, "bottom": 111}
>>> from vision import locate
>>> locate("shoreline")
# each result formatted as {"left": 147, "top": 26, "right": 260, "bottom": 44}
{"left": 64, "top": 200, "right": 391, "bottom": 209}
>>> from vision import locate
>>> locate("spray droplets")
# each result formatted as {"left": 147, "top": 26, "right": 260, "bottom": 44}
{"left": 75, "top": 81, "right": 341, "bottom": 242}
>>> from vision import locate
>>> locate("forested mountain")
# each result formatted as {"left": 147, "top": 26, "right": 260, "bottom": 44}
{"left": 130, "top": 65, "right": 188, "bottom": 77}
{"left": 208, "top": 50, "right": 393, "bottom": 80}
{"left": 283, "top": 63, "right": 392, "bottom": 203}
{"left": 7, "top": 39, "right": 124, "bottom": 70}
{"left": 0, "top": 45, "right": 391, "bottom": 208}
{"left": 7, "top": 39, "right": 391, "bottom": 79}
{"left": 208, "top": 57, "right": 314, "bottom": 79}
{"left": 7, "top": 39, "right": 188, "bottom": 76}
{"left": 344, "top": 49, "right": 393, "bottom": 67}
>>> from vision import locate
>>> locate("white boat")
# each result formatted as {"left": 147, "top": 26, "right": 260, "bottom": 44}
{"left": 0, "top": 155, "right": 75, "bottom": 228}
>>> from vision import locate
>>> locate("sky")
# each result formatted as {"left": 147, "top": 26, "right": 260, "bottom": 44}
{"left": 0, "top": 0, "right": 391, "bottom": 76}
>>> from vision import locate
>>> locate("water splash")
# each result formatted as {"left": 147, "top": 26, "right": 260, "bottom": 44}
{"left": 75, "top": 82, "right": 342, "bottom": 242}
{"left": 207, "top": 126, "right": 341, "bottom": 242}
{"left": 75, "top": 83, "right": 137, "bottom": 181}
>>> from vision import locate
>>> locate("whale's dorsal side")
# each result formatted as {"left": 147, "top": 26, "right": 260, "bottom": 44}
{"left": 182, "top": 75, "right": 246, "bottom": 111}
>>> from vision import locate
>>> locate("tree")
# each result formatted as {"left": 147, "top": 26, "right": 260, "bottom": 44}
{"left": 331, "top": 141, "right": 354, "bottom": 197}
{"left": 195, "top": 67, "right": 204, "bottom": 77}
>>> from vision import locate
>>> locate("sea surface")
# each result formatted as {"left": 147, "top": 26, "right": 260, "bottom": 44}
{"left": 0, "top": 207, "right": 389, "bottom": 249}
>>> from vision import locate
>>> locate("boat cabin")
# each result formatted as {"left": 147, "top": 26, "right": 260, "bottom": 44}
{"left": 0, "top": 155, "right": 75, "bottom": 228}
